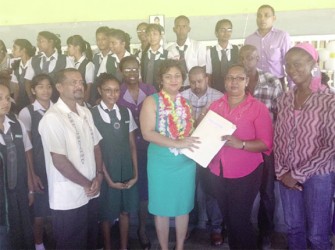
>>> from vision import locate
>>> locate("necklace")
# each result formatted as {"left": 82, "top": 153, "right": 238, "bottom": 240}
{"left": 158, "top": 91, "right": 194, "bottom": 155}
{"left": 294, "top": 91, "right": 312, "bottom": 110}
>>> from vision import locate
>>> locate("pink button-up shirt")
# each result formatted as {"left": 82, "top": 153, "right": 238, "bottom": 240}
{"left": 208, "top": 94, "right": 273, "bottom": 178}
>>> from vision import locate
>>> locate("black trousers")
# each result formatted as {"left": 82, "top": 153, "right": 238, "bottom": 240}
{"left": 204, "top": 164, "right": 263, "bottom": 249}
{"left": 52, "top": 197, "right": 99, "bottom": 250}
{"left": 258, "top": 152, "right": 275, "bottom": 236}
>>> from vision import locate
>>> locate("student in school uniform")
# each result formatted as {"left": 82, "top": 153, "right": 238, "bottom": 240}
{"left": 98, "top": 29, "right": 132, "bottom": 82}
{"left": 118, "top": 55, "right": 156, "bottom": 249}
{"left": 206, "top": 19, "right": 239, "bottom": 92}
{"left": 0, "top": 83, "right": 34, "bottom": 249}
{"left": 67, "top": 35, "right": 95, "bottom": 103}
{"left": 18, "top": 73, "right": 53, "bottom": 250}
{"left": 90, "top": 26, "right": 112, "bottom": 105}
{"left": 134, "top": 22, "right": 149, "bottom": 58}
{"left": 91, "top": 73, "right": 139, "bottom": 250}
{"left": 25, "top": 31, "right": 73, "bottom": 102}
{"left": 167, "top": 15, "right": 207, "bottom": 89}
{"left": 141, "top": 23, "right": 168, "bottom": 91}
{"left": 10, "top": 39, "right": 36, "bottom": 111}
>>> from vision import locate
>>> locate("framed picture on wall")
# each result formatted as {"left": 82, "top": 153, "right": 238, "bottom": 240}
{"left": 149, "top": 15, "right": 165, "bottom": 30}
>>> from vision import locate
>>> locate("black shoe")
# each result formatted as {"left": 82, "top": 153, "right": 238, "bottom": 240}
{"left": 137, "top": 229, "right": 151, "bottom": 249}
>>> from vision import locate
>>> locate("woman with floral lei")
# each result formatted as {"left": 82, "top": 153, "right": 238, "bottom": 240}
{"left": 140, "top": 59, "right": 199, "bottom": 250}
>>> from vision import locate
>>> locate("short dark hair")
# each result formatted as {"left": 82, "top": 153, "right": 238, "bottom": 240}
{"left": 258, "top": 5, "right": 275, "bottom": 15}
{"left": 96, "top": 73, "right": 120, "bottom": 89}
{"left": 174, "top": 15, "right": 190, "bottom": 25}
{"left": 55, "top": 68, "right": 80, "bottom": 84}
{"left": 158, "top": 59, "right": 187, "bottom": 83}
{"left": 119, "top": 56, "right": 139, "bottom": 71}
{"left": 31, "top": 74, "right": 53, "bottom": 89}
{"left": 189, "top": 66, "right": 206, "bottom": 77}
{"left": 215, "top": 19, "right": 233, "bottom": 32}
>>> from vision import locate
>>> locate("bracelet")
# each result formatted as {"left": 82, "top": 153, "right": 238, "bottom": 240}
{"left": 241, "top": 141, "right": 246, "bottom": 150}
{"left": 96, "top": 170, "right": 104, "bottom": 176}
{"left": 28, "top": 191, "right": 34, "bottom": 195}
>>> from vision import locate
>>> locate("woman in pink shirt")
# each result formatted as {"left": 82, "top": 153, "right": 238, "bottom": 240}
{"left": 275, "top": 43, "right": 335, "bottom": 249}
{"left": 205, "top": 64, "right": 273, "bottom": 249}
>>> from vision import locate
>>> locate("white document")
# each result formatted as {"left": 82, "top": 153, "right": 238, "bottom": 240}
{"left": 181, "top": 110, "right": 236, "bottom": 168}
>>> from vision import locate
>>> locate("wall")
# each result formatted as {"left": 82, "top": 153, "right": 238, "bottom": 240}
{"left": 1, "top": 1, "right": 334, "bottom": 48}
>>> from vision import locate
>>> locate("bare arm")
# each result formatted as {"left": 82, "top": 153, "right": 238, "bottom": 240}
{"left": 24, "top": 79, "right": 34, "bottom": 103}
{"left": 25, "top": 149, "right": 35, "bottom": 206}
{"left": 221, "top": 135, "right": 268, "bottom": 153}
{"left": 85, "top": 144, "right": 104, "bottom": 197}
{"left": 51, "top": 152, "right": 92, "bottom": 188}
{"left": 124, "top": 131, "right": 138, "bottom": 188}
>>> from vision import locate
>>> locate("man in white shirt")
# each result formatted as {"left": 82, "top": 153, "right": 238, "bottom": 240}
{"left": 167, "top": 15, "right": 207, "bottom": 89}
{"left": 39, "top": 68, "right": 103, "bottom": 249}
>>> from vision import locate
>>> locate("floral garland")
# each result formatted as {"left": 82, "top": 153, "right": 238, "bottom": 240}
{"left": 158, "top": 90, "right": 194, "bottom": 155}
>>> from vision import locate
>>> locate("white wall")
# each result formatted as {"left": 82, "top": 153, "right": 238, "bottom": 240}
{"left": 1, "top": 9, "right": 334, "bottom": 49}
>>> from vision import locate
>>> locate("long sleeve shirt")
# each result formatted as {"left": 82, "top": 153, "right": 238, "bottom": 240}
{"left": 274, "top": 88, "right": 335, "bottom": 183}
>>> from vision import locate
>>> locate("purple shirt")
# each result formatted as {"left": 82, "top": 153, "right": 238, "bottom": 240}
{"left": 208, "top": 94, "right": 273, "bottom": 178}
{"left": 245, "top": 28, "right": 291, "bottom": 79}
{"left": 117, "top": 82, "right": 156, "bottom": 150}
{"left": 274, "top": 88, "right": 335, "bottom": 183}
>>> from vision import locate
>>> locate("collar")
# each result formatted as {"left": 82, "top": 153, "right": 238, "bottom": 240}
{"left": 216, "top": 43, "right": 233, "bottom": 51}
{"left": 32, "top": 100, "right": 53, "bottom": 111}
{"left": 256, "top": 27, "right": 275, "bottom": 37}
{"left": 56, "top": 98, "right": 85, "bottom": 117}
{"left": 176, "top": 37, "right": 191, "bottom": 49}
{"left": 100, "top": 100, "right": 119, "bottom": 112}
{"left": 97, "top": 50, "right": 112, "bottom": 58}
{"left": 41, "top": 50, "right": 58, "bottom": 61}
{"left": 75, "top": 55, "right": 86, "bottom": 64}
{"left": 111, "top": 51, "right": 131, "bottom": 63}
{"left": 3, "top": 115, "right": 15, "bottom": 134}
{"left": 148, "top": 46, "right": 164, "bottom": 55}
{"left": 19, "top": 58, "right": 31, "bottom": 68}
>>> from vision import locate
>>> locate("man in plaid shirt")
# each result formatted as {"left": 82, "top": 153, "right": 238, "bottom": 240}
{"left": 181, "top": 66, "right": 225, "bottom": 246}
{"left": 239, "top": 44, "right": 283, "bottom": 249}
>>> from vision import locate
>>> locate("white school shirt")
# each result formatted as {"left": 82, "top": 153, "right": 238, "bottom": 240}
{"left": 71, "top": 55, "right": 95, "bottom": 84}
{"left": 38, "top": 98, "right": 102, "bottom": 210}
{"left": 206, "top": 43, "right": 234, "bottom": 74}
{"left": 95, "top": 50, "right": 112, "bottom": 77}
{"left": 97, "top": 51, "right": 131, "bottom": 76}
{"left": 0, "top": 115, "right": 32, "bottom": 151}
{"left": 167, "top": 37, "right": 207, "bottom": 86}
{"left": 98, "top": 101, "right": 137, "bottom": 132}
{"left": 18, "top": 100, "right": 53, "bottom": 132}
{"left": 10, "top": 58, "right": 32, "bottom": 83}
{"left": 25, "top": 50, "right": 74, "bottom": 81}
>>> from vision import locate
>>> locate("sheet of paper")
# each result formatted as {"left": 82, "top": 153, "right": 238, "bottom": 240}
{"left": 181, "top": 110, "right": 236, "bottom": 168}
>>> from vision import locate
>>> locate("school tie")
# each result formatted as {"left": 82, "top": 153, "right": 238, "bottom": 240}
{"left": 75, "top": 61, "right": 80, "bottom": 68}
{"left": 42, "top": 56, "right": 54, "bottom": 73}
{"left": 20, "top": 66, "right": 27, "bottom": 78}
{"left": 145, "top": 51, "right": 156, "bottom": 85}
{"left": 176, "top": 45, "right": 188, "bottom": 73}
{"left": 0, "top": 128, "right": 17, "bottom": 190}
{"left": 221, "top": 49, "right": 228, "bottom": 79}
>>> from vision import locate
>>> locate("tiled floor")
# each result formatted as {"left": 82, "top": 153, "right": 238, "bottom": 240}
{"left": 109, "top": 219, "right": 288, "bottom": 250}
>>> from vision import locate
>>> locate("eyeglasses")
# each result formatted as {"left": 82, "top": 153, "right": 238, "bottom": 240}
{"left": 137, "top": 29, "right": 146, "bottom": 33}
{"left": 225, "top": 76, "right": 246, "bottom": 82}
{"left": 218, "top": 28, "right": 232, "bottom": 33}
{"left": 123, "top": 68, "right": 139, "bottom": 73}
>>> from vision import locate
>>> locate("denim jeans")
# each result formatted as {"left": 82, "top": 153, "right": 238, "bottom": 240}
{"left": 0, "top": 226, "right": 9, "bottom": 249}
{"left": 198, "top": 167, "right": 222, "bottom": 233}
{"left": 280, "top": 172, "right": 335, "bottom": 250}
